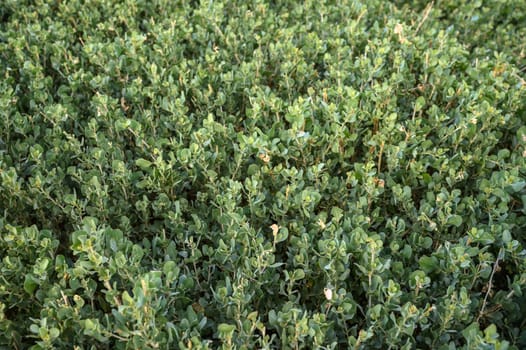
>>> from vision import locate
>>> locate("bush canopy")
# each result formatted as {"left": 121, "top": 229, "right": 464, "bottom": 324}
{"left": 0, "top": 0, "right": 525, "bottom": 349}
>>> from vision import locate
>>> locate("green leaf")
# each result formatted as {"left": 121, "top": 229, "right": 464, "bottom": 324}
{"left": 63, "top": 193, "right": 76, "bottom": 205}
{"left": 508, "top": 181, "right": 525, "bottom": 193}
{"left": 415, "top": 96, "right": 426, "bottom": 111}
{"left": 275, "top": 227, "right": 289, "bottom": 243}
{"left": 447, "top": 215, "right": 463, "bottom": 227}
{"left": 135, "top": 158, "right": 152, "bottom": 169}
{"left": 502, "top": 230, "right": 511, "bottom": 243}
{"left": 292, "top": 269, "right": 305, "bottom": 280}
{"left": 24, "top": 274, "right": 38, "bottom": 294}
{"left": 49, "top": 327, "right": 60, "bottom": 339}
{"left": 122, "top": 291, "right": 134, "bottom": 305}
{"left": 418, "top": 256, "right": 438, "bottom": 274}
{"left": 29, "top": 324, "right": 40, "bottom": 334}
{"left": 217, "top": 323, "right": 236, "bottom": 334}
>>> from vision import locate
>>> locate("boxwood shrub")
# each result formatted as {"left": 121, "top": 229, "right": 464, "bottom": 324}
{"left": 0, "top": 0, "right": 525, "bottom": 349}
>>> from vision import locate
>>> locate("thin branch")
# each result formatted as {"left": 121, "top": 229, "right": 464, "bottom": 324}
{"left": 377, "top": 140, "right": 385, "bottom": 173}
{"left": 477, "top": 248, "right": 503, "bottom": 322}
{"left": 415, "top": 1, "right": 434, "bottom": 35}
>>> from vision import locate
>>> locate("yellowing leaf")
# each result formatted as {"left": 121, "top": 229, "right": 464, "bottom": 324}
{"left": 258, "top": 152, "right": 270, "bottom": 163}
{"left": 270, "top": 224, "right": 279, "bottom": 237}
{"left": 324, "top": 288, "right": 333, "bottom": 301}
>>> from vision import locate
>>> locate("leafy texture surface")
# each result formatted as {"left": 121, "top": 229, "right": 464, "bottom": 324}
{"left": 0, "top": 0, "right": 525, "bottom": 349}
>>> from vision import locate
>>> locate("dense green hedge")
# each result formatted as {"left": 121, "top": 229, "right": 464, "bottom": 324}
{"left": 1, "top": 0, "right": 525, "bottom": 348}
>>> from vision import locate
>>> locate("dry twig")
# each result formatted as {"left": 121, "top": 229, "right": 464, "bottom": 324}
{"left": 415, "top": 2, "right": 434, "bottom": 35}
{"left": 477, "top": 248, "right": 504, "bottom": 322}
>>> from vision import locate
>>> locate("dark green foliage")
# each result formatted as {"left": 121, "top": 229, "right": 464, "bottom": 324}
{"left": 0, "top": 0, "right": 525, "bottom": 349}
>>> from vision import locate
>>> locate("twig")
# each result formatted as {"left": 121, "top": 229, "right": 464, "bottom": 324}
{"left": 415, "top": 1, "right": 434, "bottom": 35}
{"left": 377, "top": 140, "right": 385, "bottom": 175}
{"left": 477, "top": 248, "right": 503, "bottom": 322}
{"left": 512, "top": 72, "right": 526, "bottom": 87}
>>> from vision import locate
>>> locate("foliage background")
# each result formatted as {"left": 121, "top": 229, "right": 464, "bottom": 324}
{"left": 0, "top": 0, "right": 525, "bottom": 348}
